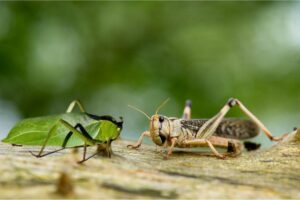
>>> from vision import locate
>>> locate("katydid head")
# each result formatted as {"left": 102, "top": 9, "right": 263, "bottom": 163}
{"left": 128, "top": 98, "right": 171, "bottom": 146}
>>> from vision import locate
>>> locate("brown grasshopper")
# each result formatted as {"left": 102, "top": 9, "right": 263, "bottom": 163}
{"left": 128, "top": 98, "right": 288, "bottom": 159}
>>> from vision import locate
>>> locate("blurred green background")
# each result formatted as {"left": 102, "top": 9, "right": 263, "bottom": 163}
{"left": 0, "top": 2, "right": 299, "bottom": 146}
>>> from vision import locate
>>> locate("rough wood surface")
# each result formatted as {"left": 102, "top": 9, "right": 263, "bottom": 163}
{"left": 0, "top": 129, "right": 300, "bottom": 199}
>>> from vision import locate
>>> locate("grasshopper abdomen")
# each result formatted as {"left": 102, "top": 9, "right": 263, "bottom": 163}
{"left": 180, "top": 118, "right": 259, "bottom": 140}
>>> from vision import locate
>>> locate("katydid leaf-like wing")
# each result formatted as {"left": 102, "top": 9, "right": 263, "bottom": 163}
{"left": 1, "top": 113, "right": 121, "bottom": 147}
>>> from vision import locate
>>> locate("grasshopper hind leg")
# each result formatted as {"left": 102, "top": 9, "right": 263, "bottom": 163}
{"left": 182, "top": 138, "right": 226, "bottom": 159}
{"left": 196, "top": 98, "right": 288, "bottom": 142}
{"left": 182, "top": 100, "right": 192, "bottom": 120}
{"left": 182, "top": 136, "right": 243, "bottom": 158}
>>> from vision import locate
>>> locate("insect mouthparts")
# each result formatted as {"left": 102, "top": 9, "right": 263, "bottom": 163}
{"left": 159, "top": 133, "right": 166, "bottom": 144}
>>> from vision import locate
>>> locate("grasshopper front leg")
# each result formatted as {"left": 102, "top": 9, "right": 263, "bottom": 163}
{"left": 127, "top": 131, "right": 150, "bottom": 149}
{"left": 164, "top": 137, "right": 178, "bottom": 159}
{"left": 156, "top": 141, "right": 168, "bottom": 153}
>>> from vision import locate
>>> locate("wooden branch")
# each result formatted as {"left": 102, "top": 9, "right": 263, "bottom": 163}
{"left": 0, "top": 129, "right": 300, "bottom": 198}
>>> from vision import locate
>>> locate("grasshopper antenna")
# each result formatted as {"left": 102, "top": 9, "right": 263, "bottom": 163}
{"left": 155, "top": 98, "right": 170, "bottom": 115}
{"left": 128, "top": 105, "right": 151, "bottom": 120}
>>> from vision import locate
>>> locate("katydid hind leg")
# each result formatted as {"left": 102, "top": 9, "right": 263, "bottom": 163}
{"left": 30, "top": 120, "right": 96, "bottom": 158}
{"left": 77, "top": 151, "right": 100, "bottom": 164}
{"left": 78, "top": 142, "right": 111, "bottom": 163}
{"left": 62, "top": 123, "right": 94, "bottom": 147}
{"left": 29, "top": 147, "right": 65, "bottom": 158}
{"left": 29, "top": 124, "right": 60, "bottom": 157}
{"left": 59, "top": 119, "right": 96, "bottom": 145}
{"left": 76, "top": 144, "right": 88, "bottom": 164}
{"left": 83, "top": 143, "right": 87, "bottom": 160}
{"left": 66, "top": 100, "right": 86, "bottom": 113}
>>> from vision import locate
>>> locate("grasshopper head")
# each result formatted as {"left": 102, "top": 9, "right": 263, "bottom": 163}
{"left": 128, "top": 98, "right": 170, "bottom": 146}
{"left": 149, "top": 114, "right": 170, "bottom": 146}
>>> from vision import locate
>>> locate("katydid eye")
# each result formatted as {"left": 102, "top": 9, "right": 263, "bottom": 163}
{"left": 159, "top": 116, "right": 164, "bottom": 123}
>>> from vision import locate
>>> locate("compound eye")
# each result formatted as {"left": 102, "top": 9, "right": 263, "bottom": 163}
{"left": 159, "top": 116, "right": 164, "bottom": 123}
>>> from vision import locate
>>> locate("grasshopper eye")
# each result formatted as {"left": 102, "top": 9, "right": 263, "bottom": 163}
{"left": 159, "top": 116, "right": 164, "bottom": 123}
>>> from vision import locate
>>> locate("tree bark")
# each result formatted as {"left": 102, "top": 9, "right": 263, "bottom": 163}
{"left": 0, "top": 129, "right": 299, "bottom": 199}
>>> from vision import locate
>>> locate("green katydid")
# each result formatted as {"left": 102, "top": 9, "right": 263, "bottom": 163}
{"left": 2, "top": 100, "right": 123, "bottom": 163}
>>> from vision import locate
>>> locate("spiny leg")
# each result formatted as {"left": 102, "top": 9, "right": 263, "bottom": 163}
{"left": 196, "top": 98, "right": 287, "bottom": 142}
{"left": 105, "top": 140, "right": 113, "bottom": 158}
{"left": 77, "top": 151, "right": 100, "bottom": 164}
{"left": 29, "top": 124, "right": 59, "bottom": 157}
{"left": 196, "top": 100, "right": 231, "bottom": 139}
{"left": 208, "top": 136, "right": 242, "bottom": 156}
{"left": 182, "top": 100, "right": 192, "bottom": 120}
{"left": 205, "top": 139, "right": 225, "bottom": 159}
{"left": 30, "top": 120, "right": 95, "bottom": 158}
{"left": 156, "top": 141, "right": 168, "bottom": 153}
{"left": 65, "top": 123, "right": 112, "bottom": 163}
{"left": 127, "top": 131, "right": 150, "bottom": 149}
{"left": 234, "top": 99, "right": 288, "bottom": 141}
{"left": 59, "top": 120, "right": 95, "bottom": 145}
{"left": 83, "top": 143, "right": 87, "bottom": 160}
{"left": 29, "top": 147, "right": 65, "bottom": 157}
{"left": 182, "top": 138, "right": 225, "bottom": 159}
{"left": 164, "top": 137, "right": 177, "bottom": 159}
{"left": 96, "top": 143, "right": 111, "bottom": 157}
{"left": 75, "top": 143, "right": 88, "bottom": 164}
{"left": 30, "top": 123, "right": 92, "bottom": 157}
{"left": 66, "top": 100, "right": 86, "bottom": 113}
{"left": 60, "top": 120, "right": 101, "bottom": 163}
{"left": 78, "top": 142, "right": 112, "bottom": 163}
{"left": 62, "top": 123, "right": 95, "bottom": 146}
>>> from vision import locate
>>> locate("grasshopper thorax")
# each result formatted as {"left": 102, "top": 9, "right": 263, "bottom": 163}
{"left": 150, "top": 115, "right": 171, "bottom": 146}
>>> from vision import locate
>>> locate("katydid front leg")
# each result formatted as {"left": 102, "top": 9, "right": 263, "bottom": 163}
{"left": 127, "top": 131, "right": 150, "bottom": 149}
